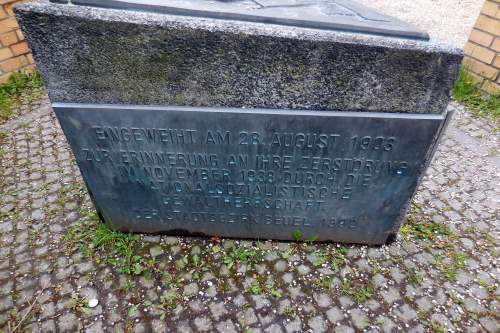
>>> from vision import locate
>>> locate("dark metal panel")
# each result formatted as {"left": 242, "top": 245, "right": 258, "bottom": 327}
{"left": 60, "top": 0, "right": 429, "bottom": 40}
{"left": 53, "top": 103, "right": 444, "bottom": 244}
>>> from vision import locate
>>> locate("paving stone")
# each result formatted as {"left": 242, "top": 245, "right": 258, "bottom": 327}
{"left": 463, "top": 297, "right": 487, "bottom": 314}
{"left": 430, "top": 313, "right": 454, "bottom": 331}
{"left": 194, "top": 316, "right": 213, "bottom": 332}
{"left": 264, "top": 324, "right": 284, "bottom": 333}
{"left": 350, "top": 308, "right": 369, "bottom": 329}
{"left": 479, "top": 317, "right": 499, "bottom": 333}
{"left": 415, "top": 297, "right": 433, "bottom": 312}
{"left": 381, "top": 288, "right": 401, "bottom": 304}
{"left": 308, "top": 315, "right": 326, "bottom": 333}
{"left": 216, "top": 319, "right": 237, "bottom": 333}
{"left": 297, "top": 265, "right": 310, "bottom": 275}
{"left": 252, "top": 295, "right": 271, "bottom": 309}
{"left": 85, "top": 320, "right": 104, "bottom": 333}
{"left": 338, "top": 296, "right": 354, "bottom": 308}
{"left": 239, "top": 307, "right": 258, "bottom": 326}
{"left": 326, "top": 307, "right": 343, "bottom": 323}
{"left": 313, "top": 292, "right": 332, "bottom": 307}
{"left": 335, "top": 325, "right": 355, "bottom": 333}
{"left": 284, "top": 318, "right": 302, "bottom": 333}
{"left": 41, "top": 319, "right": 56, "bottom": 332}
{"left": 183, "top": 282, "right": 199, "bottom": 297}
{"left": 395, "top": 304, "right": 418, "bottom": 322}
{"left": 175, "top": 320, "right": 193, "bottom": 333}
{"left": 58, "top": 312, "right": 78, "bottom": 332}
{"left": 209, "top": 301, "right": 227, "bottom": 321}
{"left": 258, "top": 311, "right": 276, "bottom": 326}
{"left": 282, "top": 273, "right": 294, "bottom": 284}
{"left": 274, "top": 260, "right": 287, "bottom": 272}
{"left": 149, "top": 245, "right": 164, "bottom": 257}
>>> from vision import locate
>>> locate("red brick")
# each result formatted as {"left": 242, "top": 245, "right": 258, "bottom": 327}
{"left": 0, "top": 17, "right": 19, "bottom": 34}
{"left": 482, "top": 79, "right": 500, "bottom": 93}
{"left": 491, "top": 38, "right": 500, "bottom": 52}
{"left": 0, "top": 55, "right": 24, "bottom": 72}
{"left": 10, "top": 40, "right": 28, "bottom": 55}
{"left": 0, "top": 8, "right": 7, "bottom": 20}
{"left": 466, "top": 44, "right": 496, "bottom": 64}
{"left": 0, "top": 73, "right": 10, "bottom": 84}
{"left": 494, "top": 55, "right": 500, "bottom": 68}
{"left": 469, "top": 29, "right": 494, "bottom": 47}
{"left": 476, "top": 15, "right": 500, "bottom": 36}
{"left": 4, "top": 0, "right": 32, "bottom": 16}
{"left": 0, "top": 46, "right": 12, "bottom": 61}
{"left": 481, "top": 0, "right": 499, "bottom": 17}
{"left": 463, "top": 42, "right": 475, "bottom": 56}
{"left": 0, "top": 30, "right": 17, "bottom": 46}
{"left": 15, "top": 29, "right": 23, "bottom": 41}
{"left": 464, "top": 56, "right": 499, "bottom": 79}
{"left": 468, "top": 71, "right": 485, "bottom": 85}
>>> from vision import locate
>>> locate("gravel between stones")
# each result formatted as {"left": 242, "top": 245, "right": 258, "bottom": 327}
{"left": 356, "top": 0, "right": 483, "bottom": 48}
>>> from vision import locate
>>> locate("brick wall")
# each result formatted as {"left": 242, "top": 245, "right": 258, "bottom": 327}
{"left": 0, "top": 0, "right": 35, "bottom": 83}
{"left": 464, "top": 0, "right": 500, "bottom": 94}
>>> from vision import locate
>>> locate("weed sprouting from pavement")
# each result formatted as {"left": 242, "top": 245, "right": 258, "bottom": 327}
{"left": 400, "top": 205, "right": 454, "bottom": 241}
{"left": 405, "top": 267, "right": 423, "bottom": 287}
{"left": 0, "top": 130, "right": 7, "bottom": 143}
{"left": 0, "top": 71, "right": 44, "bottom": 122}
{"left": 434, "top": 251, "right": 468, "bottom": 282}
{"left": 223, "top": 246, "right": 262, "bottom": 270}
{"left": 340, "top": 278, "right": 373, "bottom": 304}
{"left": 68, "top": 292, "right": 91, "bottom": 315}
{"left": 453, "top": 66, "right": 500, "bottom": 121}
{"left": 63, "top": 209, "right": 146, "bottom": 275}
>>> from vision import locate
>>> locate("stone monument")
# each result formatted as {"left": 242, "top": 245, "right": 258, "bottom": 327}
{"left": 15, "top": 0, "right": 462, "bottom": 244}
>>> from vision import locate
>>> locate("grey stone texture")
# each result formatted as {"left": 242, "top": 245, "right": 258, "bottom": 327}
{"left": 65, "top": 0, "right": 430, "bottom": 40}
{"left": 16, "top": 2, "right": 461, "bottom": 114}
{"left": 0, "top": 97, "right": 498, "bottom": 333}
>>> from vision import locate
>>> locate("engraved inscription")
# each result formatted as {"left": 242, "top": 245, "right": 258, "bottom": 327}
{"left": 81, "top": 127, "right": 407, "bottom": 215}
{"left": 54, "top": 105, "right": 443, "bottom": 243}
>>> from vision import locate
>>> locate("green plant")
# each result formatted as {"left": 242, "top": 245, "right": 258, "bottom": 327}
{"left": 223, "top": 246, "right": 261, "bottom": 269}
{"left": 406, "top": 267, "right": 423, "bottom": 286}
{"left": 292, "top": 229, "right": 303, "bottom": 241}
{"left": 246, "top": 283, "right": 262, "bottom": 295}
{"left": 330, "top": 247, "right": 347, "bottom": 272}
{"left": 265, "top": 281, "right": 282, "bottom": 298}
{"left": 0, "top": 130, "right": 7, "bottom": 143}
{"left": 282, "top": 306, "right": 297, "bottom": 318}
{"left": 434, "top": 252, "right": 468, "bottom": 282}
{"left": 63, "top": 210, "right": 146, "bottom": 275}
{"left": 305, "top": 235, "right": 319, "bottom": 244}
{"left": 0, "top": 71, "right": 44, "bottom": 121}
{"left": 156, "top": 289, "right": 180, "bottom": 319}
{"left": 68, "top": 292, "right": 90, "bottom": 315}
{"left": 400, "top": 206, "right": 453, "bottom": 242}
{"left": 314, "top": 276, "right": 334, "bottom": 289}
{"left": 312, "top": 250, "right": 327, "bottom": 267}
{"left": 280, "top": 248, "right": 293, "bottom": 259}
{"left": 453, "top": 66, "right": 500, "bottom": 121}
{"left": 429, "top": 320, "right": 446, "bottom": 333}
{"left": 340, "top": 279, "right": 373, "bottom": 304}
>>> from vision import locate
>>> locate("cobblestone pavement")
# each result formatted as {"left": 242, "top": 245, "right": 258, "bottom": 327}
{"left": 0, "top": 98, "right": 499, "bottom": 333}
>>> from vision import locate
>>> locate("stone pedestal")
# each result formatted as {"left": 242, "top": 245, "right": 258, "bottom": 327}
{"left": 16, "top": 0, "right": 462, "bottom": 244}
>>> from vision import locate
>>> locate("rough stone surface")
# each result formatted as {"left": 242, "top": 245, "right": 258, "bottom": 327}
{"left": 0, "top": 97, "right": 498, "bottom": 332}
{"left": 70, "top": 0, "right": 429, "bottom": 40}
{"left": 16, "top": 2, "right": 461, "bottom": 114}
